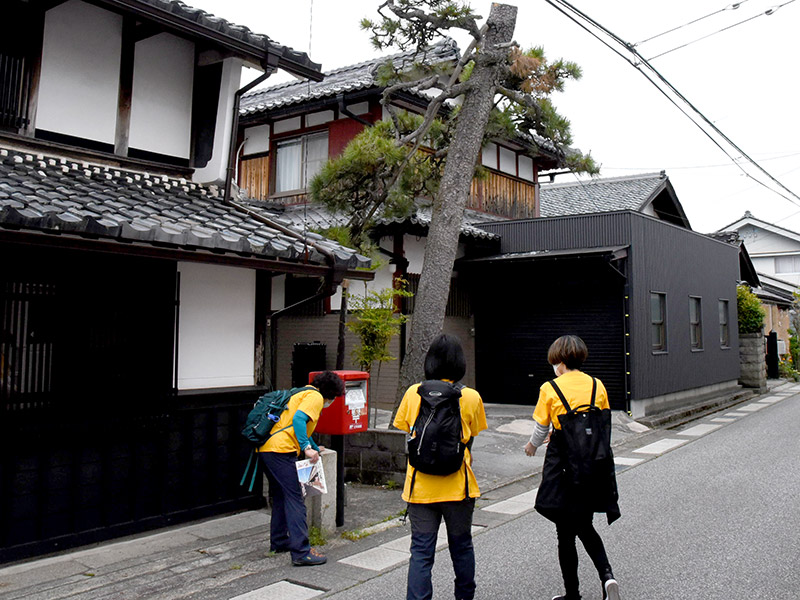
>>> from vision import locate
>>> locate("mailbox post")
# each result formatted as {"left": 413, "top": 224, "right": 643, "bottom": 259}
{"left": 309, "top": 370, "right": 369, "bottom": 526}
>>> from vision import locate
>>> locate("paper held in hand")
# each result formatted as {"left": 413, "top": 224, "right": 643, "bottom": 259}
{"left": 296, "top": 458, "right": 327, "bottom": 498}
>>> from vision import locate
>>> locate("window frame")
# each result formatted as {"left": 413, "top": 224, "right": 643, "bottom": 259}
{"left": 689, "top": 295, "right": 703, "bottom": 351}
{"left": 718, "top": 299, "right": 730, "bottom": 348}
{"left": 650, "top": 291, "right": 667, "bottom": 353}
{"left": 273, "top": 130, "right": 329, "bottom": 194}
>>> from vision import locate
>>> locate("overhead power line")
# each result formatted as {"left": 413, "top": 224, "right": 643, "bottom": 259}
{"left": 543, "top": 0, "right": 800, "bottom": 209}
{"left": 648, "top": 0, "right": 796, "bottom": 61}
{"left": 635, "top": 0, "right": 750, "bottom": 46}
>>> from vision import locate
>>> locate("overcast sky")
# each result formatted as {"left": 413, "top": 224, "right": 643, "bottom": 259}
{"left": 188, "top": 0, "right": 799, "bottom": 234}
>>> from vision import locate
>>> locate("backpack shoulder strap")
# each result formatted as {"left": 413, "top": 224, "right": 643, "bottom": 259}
{"left": 549, "top": 379, "right": 572, "bottom": 413}
{"left": 590, "top": 377, "right": 597, "bottom": 408}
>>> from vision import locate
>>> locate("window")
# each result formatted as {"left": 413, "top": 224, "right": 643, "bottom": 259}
{"left": 689, "top": 296, "right": 703, "bottom": 350}
{"left": 650, "top": 292, "right": 666, "bottom": 351}
{"left": 274, "top": 132, "right": 328, "bottom": 193}
{"left": 775, "top": 255, "right": 800, "bottom": 274}
{"left": 719, "top": 299, "right": 730, "bottom": 347}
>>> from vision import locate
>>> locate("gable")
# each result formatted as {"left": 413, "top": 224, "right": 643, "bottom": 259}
{"left": 736, "top": 223, "right": 800, "bottom": 255}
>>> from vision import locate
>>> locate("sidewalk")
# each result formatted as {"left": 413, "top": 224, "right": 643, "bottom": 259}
{"left": 0, "top": 381, "right": 787, "bottom": 600}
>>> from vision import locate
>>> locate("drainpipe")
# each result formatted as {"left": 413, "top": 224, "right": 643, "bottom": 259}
{"left": 337, "top": 93, "right": 373, "bottom": 127}
{"left": 224, "top": 53, "right": 280, "bottom": 205}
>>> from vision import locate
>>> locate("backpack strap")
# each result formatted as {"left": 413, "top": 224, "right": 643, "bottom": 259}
{"left": 549, "top": 379, "right": 572, "bottom": 413}
{"left": 550, "top": 377, "right": 598, "bottom": 412}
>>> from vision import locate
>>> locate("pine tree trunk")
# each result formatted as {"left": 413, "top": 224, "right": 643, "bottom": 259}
{"left": 394, "top": 4, "right": 518, "bottom": 409}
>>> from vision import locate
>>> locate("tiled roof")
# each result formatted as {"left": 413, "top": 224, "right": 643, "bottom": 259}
{"left": 539, "top": 172, "right": 668, "bottom": 217}
{"left": 0, "top": 147, "right": 369, "bottom": 269}
{"left": 240, "top": 39, "right": 461, "bottom": 116}
{"left": 239, "top": 199, "right": 503, "bottom": 242}
{"left": 132, "top": 0, "right": 320, "bottom": 77}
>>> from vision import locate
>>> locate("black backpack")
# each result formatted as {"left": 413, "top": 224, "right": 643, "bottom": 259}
{"left": 407, "top": 380, "right": 466, "bottom": 476}
{"left": 550, "top": 378, "right": 614, "bottom": 487}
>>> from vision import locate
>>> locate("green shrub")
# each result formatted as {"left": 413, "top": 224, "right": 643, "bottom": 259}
{"left": 737, "top": 285, "right": 765, "bottom": 334}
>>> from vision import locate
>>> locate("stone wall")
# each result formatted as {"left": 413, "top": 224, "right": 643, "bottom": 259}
{"left": 318, "top": 429, "right": 407, "bottom": 485}
{"left": 739, "top": 331, "right": 766, "bottom": 389}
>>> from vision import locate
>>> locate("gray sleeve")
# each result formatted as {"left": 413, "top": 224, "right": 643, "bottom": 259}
{"left": 529, "top": 421, "right": 551, "bottom": 447}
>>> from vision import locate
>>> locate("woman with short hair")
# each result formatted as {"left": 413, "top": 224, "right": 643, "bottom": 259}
{"left": 393, "top": 334, "right": 487, "bottom": 600}
{"left": 258, "top": 370, "right": 345, "bottom": 566}
{"left": 525, "top": 335, "right": 621, "bottom": 600}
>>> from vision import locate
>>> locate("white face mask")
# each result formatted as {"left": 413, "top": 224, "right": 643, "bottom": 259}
{"left": 552, "top": 364, "right": 561, "bottom": 376}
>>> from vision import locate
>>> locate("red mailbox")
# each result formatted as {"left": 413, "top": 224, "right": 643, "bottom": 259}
{"left": 310, "top": 370, "right": 369, "bottom": 434}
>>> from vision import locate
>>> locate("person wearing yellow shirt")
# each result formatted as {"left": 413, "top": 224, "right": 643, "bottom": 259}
{"left": 524, "top": 335, "right": 621, "bottom": 600}
{"left": 393, "top": 334, "right": 487, "bottom": 600}
{"left": 258, "top": 371, "right": 344, "bottom": 567}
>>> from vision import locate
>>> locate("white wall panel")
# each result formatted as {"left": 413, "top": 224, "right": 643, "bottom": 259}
{"left": 243, "top": 124, "right": 270, "bottom": 156}
{"left": 499, "top": 146, "right": 516, "bottom": 175}
{"left": 129, "top": 33, "right": 195, "bottom": 158}
{"left": 177, "top": 262, "right": 255, "bottom": 389}
{"left": 37, "top": 0, "right": 122, "bottom": 143}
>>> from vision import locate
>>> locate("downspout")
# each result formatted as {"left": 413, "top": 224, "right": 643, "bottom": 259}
{"left": 221, "top": 55, "right": 348, "bottom": 388}
{"left": 337, "top": 93, "right": 373, "bottom": 127}
{"left": 223, "top": 57, "right": 277, "bottom": 206}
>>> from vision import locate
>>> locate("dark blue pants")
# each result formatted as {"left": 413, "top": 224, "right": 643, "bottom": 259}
{"left": 259, "top": 452, "right": 310, "bottom": 561}
{"left": 407, "top": 498, "right": 476, "bottom": 600}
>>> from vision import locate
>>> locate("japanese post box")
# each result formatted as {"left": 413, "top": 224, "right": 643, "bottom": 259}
{"left": 310, "top": 370, "right": 369, "bottom": 434}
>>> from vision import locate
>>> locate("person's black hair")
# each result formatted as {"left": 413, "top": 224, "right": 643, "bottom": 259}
{"left": 424, "top": 334, "right": 467, "bottom": 381}
{"left": 312, "top": 371, "right": 345, "bottom": 399}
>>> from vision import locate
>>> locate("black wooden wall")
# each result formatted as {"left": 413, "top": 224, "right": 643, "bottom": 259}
{"left": 0, "top": 246, "right": 261, "bottom": 563}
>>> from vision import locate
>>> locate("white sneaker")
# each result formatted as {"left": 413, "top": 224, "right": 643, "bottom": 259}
{"left": 603, "top": 578, "right": 621, "bottom": 600}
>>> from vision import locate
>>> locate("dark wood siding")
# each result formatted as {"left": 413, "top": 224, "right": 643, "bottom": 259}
{"left": 627, "top": 215, "right": 740, "bottom": 399}
{"left": 0, "top": 246, "right": 261, "bottom": 563}
{"left": 475, "top": 211, "right": 741, "bottom": 404}
{"left": 471, "top": 259, "right": 626, "bottom": 409}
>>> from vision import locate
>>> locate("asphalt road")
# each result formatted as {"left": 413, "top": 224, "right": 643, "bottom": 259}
{"left": 326, "top": 394, "right": 800, "bottom": 599}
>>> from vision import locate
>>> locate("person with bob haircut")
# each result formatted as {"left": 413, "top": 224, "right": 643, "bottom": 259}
{"left": 524, "top": 335, "right": 621, "bottom": 600}
{"left": 257, "top": 370, "right": 345, "bottom": 567}
{"left": 393, "top": 333, "right": 487, "bottom": 600}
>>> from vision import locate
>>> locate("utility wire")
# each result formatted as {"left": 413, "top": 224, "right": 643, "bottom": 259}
{"left": 648, "top": 0, "right": 795, "bottom": 61}
{"left": 544, "top": 0, "right": 800, "bottom": 209}
{"left": 635, "top": 0, "right": 750, "bottom": 46}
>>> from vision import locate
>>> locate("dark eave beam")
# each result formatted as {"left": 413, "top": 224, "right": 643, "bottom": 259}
{"left": 0, "top": 229, "right": 374, "bottom": 280}
{"left": 96, "top": 0, "right": 323, "bottom": 81}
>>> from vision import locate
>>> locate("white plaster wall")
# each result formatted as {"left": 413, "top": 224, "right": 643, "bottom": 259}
{"left": 193, "top": 57, "right": 243, "bottom": 184}
{"left": 129, "top": 33, "right": 195, "bottom": 158}
{"left": 518, "top": 155, "right": 534, "bottom": 182}
{"left": 738, "top": 225, "right": 800, "bottom": 254}
{"left": 243, "top": 124, "right": 270, "bottom": 156}
{"left": 37, "top": 0, "right": 121, "bottom": 143}
{"left": 499, "top": 146, "right": 516, "bottom": 175}
{"left": 273, "top": 116, "right": 301, "bottom": 134}
{"left": 307, "top": 110, "right": 334, "bottom": 127}
{"left": 272, "top": 274, "right": 286, "bottom": 310}
{"left": 481, "top": 142, "right": 498, "bottom": 169}
{"left": 177, "top": 262, "right": 255, "bottom": 389}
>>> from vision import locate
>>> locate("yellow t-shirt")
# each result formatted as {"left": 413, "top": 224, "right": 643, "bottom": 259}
{"left": 533, "top": 370, "right": 609, "bottom": 430}
{"left": 257, "top": 388, "right": 324, "bottom": 454}
{"left": 393, "top": 382, "right": 487, "bottom": 503}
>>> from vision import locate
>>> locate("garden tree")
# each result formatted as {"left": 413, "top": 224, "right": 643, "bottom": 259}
{"left": 311, "top": 0, "right": 597, "bottom": 409}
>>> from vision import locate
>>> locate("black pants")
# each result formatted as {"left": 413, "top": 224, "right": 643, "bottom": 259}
{"left": 555, "top": 512, "right": 612, "bottom": 598}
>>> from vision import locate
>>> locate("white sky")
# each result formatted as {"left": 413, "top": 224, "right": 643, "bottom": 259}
{"left": 188, "top": 0, "right": 800, "bottom": 234}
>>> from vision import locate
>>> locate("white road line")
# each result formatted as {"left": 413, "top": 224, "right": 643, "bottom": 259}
{"left": 756, "top": 396, "right": 782, "bottom": 404}
{"left": 678, "top": 424, "right": 721, "bottom": 437}
{"left": 614, "top": 457, "right": 644, "bottom": 466}
{"left": 710, "top": 417, "right": 736, "bottom": 423}
{"left": 725, "top": 412, "right": 748, "bottom": 417}
{"left": 338, "top": 546, "right": 410, "bottom": 571}
{"left": 737, "top": 403, "right": 766, "bottom": 412}
{"left": 229, "top": 581, "right": 323, "bottom": 600}
{"left": 632, "top": 438, "right": 687, "bottom": 455}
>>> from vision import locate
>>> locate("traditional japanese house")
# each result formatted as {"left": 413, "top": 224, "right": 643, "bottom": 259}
{"left": 0, "top": 0, "right": 371, "bottom": 562}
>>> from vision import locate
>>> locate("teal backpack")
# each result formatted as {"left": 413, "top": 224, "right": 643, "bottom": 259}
{"left": 239, "top": 386, "right": 313, "bottom": 491}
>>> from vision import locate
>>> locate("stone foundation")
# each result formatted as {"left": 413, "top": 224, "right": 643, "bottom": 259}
{"left": 318, "top": 429, "right": 407, "bottom": 485}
